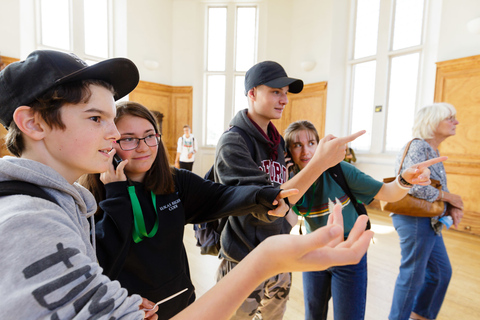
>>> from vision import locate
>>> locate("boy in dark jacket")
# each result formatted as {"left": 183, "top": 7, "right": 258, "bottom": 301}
{"left": 214, "top": 61, "right": 365, "bottom": 319}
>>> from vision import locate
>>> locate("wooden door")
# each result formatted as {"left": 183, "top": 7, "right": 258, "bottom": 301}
{"left": 129, "top": 81, "right": 193, "bottom": 164}
{"left": 434, "top": 55, "right": 480, "bottom": 236}
{"left": 0, "top": 55, "right": 20, "bottom": 158}
{"left": 271, "top": 81, "right": 327, "bottom": 137}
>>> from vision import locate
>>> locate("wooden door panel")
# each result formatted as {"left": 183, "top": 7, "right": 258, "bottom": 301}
{"left": 129, "top": 81, "right": 192, "bottom": 164}
{"left": 435, "top": 55, "right": 480, "bottom": 236}
{"left": 272, "top": 82, "right": 327, "bottom": 137}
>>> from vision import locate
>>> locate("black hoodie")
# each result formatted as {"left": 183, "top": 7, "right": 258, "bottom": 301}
{"left": 95, "top": 168, "right": 280, "bottom": 320}
{"left": 214, "top": 109, "right": 292, "bottom": 264}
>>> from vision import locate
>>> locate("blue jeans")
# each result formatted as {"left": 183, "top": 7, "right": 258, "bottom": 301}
{"left": 389, "top": 214, "right": 452, "bottom": 320}
{"left": 303, "top": 253, "right": 367, "bottom": 320}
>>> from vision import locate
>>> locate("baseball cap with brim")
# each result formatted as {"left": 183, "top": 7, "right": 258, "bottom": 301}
{"left": 244, "top": 60, "right": 303, "bottom": 95}
{"left": 0, "top": 50, "right": 139, "bottom": 128}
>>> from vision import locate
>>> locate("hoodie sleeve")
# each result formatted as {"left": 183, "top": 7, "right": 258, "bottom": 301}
{"left": 0, "top": 196, "right": 143, "bottom": 320}
{"left": 174, "top": 169, "right": 281, "bottom": 224}
{"left": 215, "top": 131, "right": 271, "bottom": 187}
{"left": 177, "top": 136, "right": 183, "bottom": 153}
{"left": 214, "top": 131, "right": 283, "bottom": 222}
{"left": 95, "top": 181, "right": 134, "bottom": 280}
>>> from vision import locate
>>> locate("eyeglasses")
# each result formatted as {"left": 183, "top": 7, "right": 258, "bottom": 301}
{"left": 445, "top": 115, "right": 457, "bottom": 122}
{"left": 115, "top": 133, "right": 161, "bottom": 151}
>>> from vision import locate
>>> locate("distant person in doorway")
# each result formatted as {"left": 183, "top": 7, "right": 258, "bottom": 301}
{"left": 175, "top": 125, "right": 197, "bottom": 171}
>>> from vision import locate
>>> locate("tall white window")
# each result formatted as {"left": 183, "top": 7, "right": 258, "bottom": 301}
{"left": 348, "top": 0, "right": 426, "bottom": 153}
{"left": 37, "top": 0, "right": 111, "bottom": 63}
{"left": 204, "top": 5, "right": 258, "bottom": 146}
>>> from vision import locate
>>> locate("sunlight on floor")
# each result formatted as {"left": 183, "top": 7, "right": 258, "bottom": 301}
{"left": 370, "top": 223, "right": 396, "bottom": 234}
{"left": 290, "top": 220, "right": 396, "bottom": 236}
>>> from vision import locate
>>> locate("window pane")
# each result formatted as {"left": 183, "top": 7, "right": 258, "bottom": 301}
{"left": 40, "top": 0, "right": 70, "bottom": 50}
{"left": 350, "top": 61, "right": 376, "bottom": 151}
{"left": 207, "top": 7, "right": 227, "bottom": 72}
{"left": 206, "top": 75, "right": 226, "bottom": 145}
{"left": 385, "top": 53, "right": 420, "bottom": 152}
{"left": 353, "top": 0, "right": 380, "bottom": 59}
{"left": 234, "top": 75, "right": 246, "bottom": 115}
{"left": 235, "top": 7, "right": 256, "bottom": 72}
{"left": 392, "top": 0, "right": 425, "bottom": 50}
{"left": 84, "top": 0, "right": 109, "bottom": 58}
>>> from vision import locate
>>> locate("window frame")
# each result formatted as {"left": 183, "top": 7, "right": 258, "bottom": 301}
{"left": 35, "top": 0, "right": 114, "bottom": 63}
{"left": 346, "top": 0, "right": 429, "bottom": 154}
{"left": 203, "top": 2, "right": 259, "bottom": 147}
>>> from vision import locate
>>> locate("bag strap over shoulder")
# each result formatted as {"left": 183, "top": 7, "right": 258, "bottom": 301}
{"left": 327, "top": 163, "right": 371, "bottom": 230}
{"left": 0, "top": 180, "right": 58, "bottom": 205}
{"left": 397, "top": 138, "right": 420, "bottom": 175}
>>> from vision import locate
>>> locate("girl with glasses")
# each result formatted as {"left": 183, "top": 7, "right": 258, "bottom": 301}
{"left": 79, "top": 101, "right": 293, "bottom": 320}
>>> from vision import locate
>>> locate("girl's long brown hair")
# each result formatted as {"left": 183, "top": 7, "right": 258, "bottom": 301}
{"left": 79, "top": 101, "right": 175, "bottom": 215}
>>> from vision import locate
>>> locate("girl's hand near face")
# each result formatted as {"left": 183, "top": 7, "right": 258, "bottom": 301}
{"left": 100, "top": 150, "right": 129, "bottom": 185}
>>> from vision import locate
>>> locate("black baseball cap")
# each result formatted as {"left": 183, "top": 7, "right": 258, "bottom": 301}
{"left": 0, "top": 50, "right": 139, "bottom": 128}
{"left": 244, "top": 61, "right": 303, "bottom": 95}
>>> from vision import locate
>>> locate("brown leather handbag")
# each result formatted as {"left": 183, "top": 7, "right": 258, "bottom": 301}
{"left": 380, "top": 139, "right": 445, "bottom": 217}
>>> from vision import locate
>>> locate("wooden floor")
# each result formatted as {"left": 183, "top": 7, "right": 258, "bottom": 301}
{"left": 184, "top": 210, "right": 480, "bottom": 319}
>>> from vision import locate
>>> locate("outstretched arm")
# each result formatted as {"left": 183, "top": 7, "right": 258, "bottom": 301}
{"left": 171, "top": 204, "right": 373, "bottom": 320}
{"left": 375, "top": 156, "right": 448, "bottom": 202}
{"left": 281, "top": 131, "right": 366, "bottom": 204}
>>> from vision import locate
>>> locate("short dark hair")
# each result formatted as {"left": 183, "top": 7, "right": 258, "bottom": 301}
{"left": 5, "top": 79, "right": 114, "bottom": 157}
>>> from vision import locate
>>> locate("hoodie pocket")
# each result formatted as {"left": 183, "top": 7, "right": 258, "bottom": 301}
{"left": 140, "top": 271, "right": 195, "bottom": 320}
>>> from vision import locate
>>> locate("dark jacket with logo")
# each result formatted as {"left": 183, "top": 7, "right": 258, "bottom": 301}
{"left": 214, "top": 109, "right": 292, "bottom": 264}
{"left": 95, "top": 168, "right": 280, "bottom": 320}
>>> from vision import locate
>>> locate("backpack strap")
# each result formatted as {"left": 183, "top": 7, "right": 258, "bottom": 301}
{"left": 0, "top": 180, "right": 58, "bottom": 205}
{"left": 327, "top": 163, "right": 371, "bottom": 230}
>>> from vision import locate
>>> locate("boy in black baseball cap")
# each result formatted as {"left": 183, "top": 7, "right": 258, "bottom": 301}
{"left": 243, "top": 60, "right": 304, "bottom": 95}
{"left": 213, "top": 60, "right": 366, "bottom": 319}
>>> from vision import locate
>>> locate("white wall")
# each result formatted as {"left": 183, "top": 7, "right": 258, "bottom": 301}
{"left": 437, "top": 0, "right": 480, "bottom": 62}
{"left": 288, "top": 0, "right": 333, "bottom": 84}
{"left": 127, "top": 0, "right": 173, "bottom": 84}
{"left": 0, "top": 1, "right": 21, "bottom": 58}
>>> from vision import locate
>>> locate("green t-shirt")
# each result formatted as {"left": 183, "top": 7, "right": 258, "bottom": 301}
{"left": 293, "top": 162, "right": 383, "bottom": 237}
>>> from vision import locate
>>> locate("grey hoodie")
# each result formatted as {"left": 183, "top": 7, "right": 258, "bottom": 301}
{"left": 215, "top": 109, "right": 291, "bottom": 263}
{"left": 0, "top": 157, "right": 142, "bottom": 319}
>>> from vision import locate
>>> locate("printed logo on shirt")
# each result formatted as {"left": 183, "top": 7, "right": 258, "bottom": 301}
{"left": 183, "top": 140, "right": 193, "bottom": 148}
{"left": 159, "top": 199, "right": 181, "bottom": 212}
{"left": 22, "top": 242, "right": 116, "bottom": 318}
{"left": 259, "top": 160, "right": 288, "bottom": 184}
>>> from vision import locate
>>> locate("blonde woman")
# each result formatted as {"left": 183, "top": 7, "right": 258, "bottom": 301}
{"left": 389, "top": 103, "right": 463, "bottom": 320}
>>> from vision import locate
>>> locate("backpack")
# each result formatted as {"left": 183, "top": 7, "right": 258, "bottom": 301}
{"left": 194, "top": 126, "right": 255, "bottom": 256}
{"left": 0, "top": 180, "right": 59, "bottom": 205}
{"left": 327, "top": 163, "right": 371, "bottom": 230}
